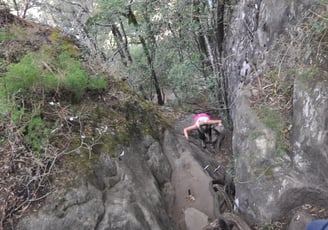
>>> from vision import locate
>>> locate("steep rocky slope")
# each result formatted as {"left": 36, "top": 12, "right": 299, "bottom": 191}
{"left": 0, "top": 8, "right": 232, "bottom": 230}
{"left": 1, "top": 1, "right": 328, "bottom": 229}
{"left": 0, "top": 8, "right": 174, "bottom": 229}
{"left": 222, "top": 0, "right": 328, "bottom": 227}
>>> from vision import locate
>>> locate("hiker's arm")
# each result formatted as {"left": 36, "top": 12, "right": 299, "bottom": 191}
{"left": 207, "top": 119, "right": 223, "bottom": 126}
{"left": 184, "top": 125, "right": 197, "bottom": 140}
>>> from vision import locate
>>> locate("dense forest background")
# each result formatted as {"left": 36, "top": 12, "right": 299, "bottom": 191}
{"left": 2, "top": 0, "right": 229, "bottom": 109}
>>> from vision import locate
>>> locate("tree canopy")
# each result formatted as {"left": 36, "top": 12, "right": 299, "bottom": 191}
{"left": 3, "top": 0, "right": 229, "bottom": 109}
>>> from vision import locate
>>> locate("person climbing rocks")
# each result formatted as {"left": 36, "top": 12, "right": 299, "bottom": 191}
{"left": 183, "top": 113, "right": 223, "bottom": 148}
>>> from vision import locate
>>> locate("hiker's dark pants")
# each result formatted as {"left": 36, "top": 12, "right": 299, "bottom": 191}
{"left": 198, "top": 125, "right": 212, "bottom": 142}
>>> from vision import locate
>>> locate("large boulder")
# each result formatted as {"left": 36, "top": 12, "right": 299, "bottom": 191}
{"left": 223, "top": 0, "right": 327, "bottom": 225}
{"left": 223, "top": 0, "right": 321, "bottom": 118}
{"left": 233, "top": 75, "right": 328, "bottom": 224}
{"left": 17, "top": 136, "right": 174, "bottom": 230}
{"left": 17, "top": 115, "right": 230, "bottom": 230}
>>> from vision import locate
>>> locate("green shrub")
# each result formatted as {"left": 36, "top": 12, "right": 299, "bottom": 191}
{"left": 168, "top": 59, "right": 203, "bottom": 102}
{"left": 60, "top": 53, "right": 88, "bottom": 100}
{"left": 0, "top": 29, "right": 14, "bottom": 41}
{"left": 0, "top": 44, "right": 109, "bottom": 156}
{"left": 12, "top": 108, "right": 26, "bottom": 125}
{"left": 43, "top": 73, "right": 59, "bottom": 90}
{"left": 24, "top": 116, "right": 49, "bottom": 153}
{"left": 258, "top": 107, "right": 284, "bottom": 131}
{"left": 1, "top": 45, "right": 108, "bottom": 102}
{"left": 257, "top": 107, "right": 287, "bottom": 156}
{"left": 88, "top": 74, "right": 108, "bottom": 90}
{"left": 249, "top": 131, "right": 265, "bottom": 140}
{"left": 3, "top": 54, "right": 40, "bottom": 94}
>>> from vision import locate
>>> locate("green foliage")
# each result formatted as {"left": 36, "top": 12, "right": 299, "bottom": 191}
{"left": 227, "top": 155, "right": 235, "bottom": 178}
{"left": 1, "top": 45, "right": 108, "bottom": 102}
{"left": 168, "top": 59, "right": 203, "bottom": 102}
{"left": 154, "top": 42, "right": 179, "bottom": 85}
{"left": 0, "top": 99, "right": 11, "bottom": 117}
{"left": 312, "top": 22, "right": 325, "bottom": 33}
{"left": 97, "top": 0, "right": 125, "bottom": 14}
{"left": 127, "top": 46, "right": 150, "bottom": 88}
{"left": 296, "top": 67, "right": 324, "bottom": 83}
{"left": 258, "top": 107, "right": 284, "bottom": 131}
{"left": 24, "top": 116, "right": 50, "bottom": 153}
{"left": 57, "top": 49, "right": 88, "bottom": 100}
{"left": 88, "top": 74, "right": 108, "bottom": 90}
{"left": 3, "top": 54, "right": 40, "bottom": 94}
{"left": 311, "top": 3, "right": 328, "bottom": 51}
{"left": 0, "top": 29, "right": 14, "bottom": 41}
{"left": 249, "top": 131, "right": 265, "bottom": 140}
{"left": 0, "top": 25, "right": 28, "bottom": 42}
{"left": 257, "top": 107, "right": 287, "bottom": 156}
{"left": 1, "top": 98, "right": 55, "bottom": 154}
{"left": 0, "top": 43, "right": 109, "bottom": 155}
{"left": 12, "top": 108, "right": 26, "bottom": 125}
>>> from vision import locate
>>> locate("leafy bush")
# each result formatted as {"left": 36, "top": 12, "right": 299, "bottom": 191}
{"left": 168, "top": 59, "right": 203, "bottom": 102}
{"left": 0, "top": 44, "right": 109, "bottom": 155}
{"left": 24, "top": 116, "right": 49, "bottom": 153}
{"left": 3, "top": 54, "right": 40, "bottom": 94}
{"left": 257, "top": 107, "right": 287, "bottom": 156}
{"left": 127, "top": 46, "right": 150, "bottom": 87}
{"left": 0, "top": 29, "right": 14, "bottom": 41}
{"left": 1, "top": 45, "right": 108, "bottom": 102}
{"left": 57, "top": 49, "right": 88, "bottom": 100}
{"left": 88, "top": 74, "right": 108, "bottom": 90}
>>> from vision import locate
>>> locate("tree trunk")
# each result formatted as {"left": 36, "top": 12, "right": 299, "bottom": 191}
{"left": 192, "top": 1, "right": 212, "bottom": 76}
{"left": 119, "top": 19, "right": 133, "bottom": 63}
{"left": 111, "top": 23, "right": 132, "bottom": 67}
{"left": 216, "top": 0, "right": 225, "bottom": 54}
{"left": 139, "top": 36, "right": 164, "bottom": 105}
{"left": 127, "top": 5, "right": 164, "bottom": 105}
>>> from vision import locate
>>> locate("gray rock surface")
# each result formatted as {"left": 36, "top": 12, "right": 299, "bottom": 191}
{"left": 232, "top": 76, "right": 328, "bottom": 224}
{"left": 184, "top": 208, "right": 209, "bottom": 230}
{"left": 17, "top": 115, "right": 226, "bottom": 230}
{"left": 223, "top": 0, "right": 321, "bottom": 118}
{"left": 17, "top": 137, "right": 174, "bottom": 230}
{"left": 223, "top": 0, "right": 327, "bottom": 225}
{"left": 287, "top": 209, "right": 314, "bottom": 230}
{"left": 17, "top": 181, "right": 105, "bottom": 230}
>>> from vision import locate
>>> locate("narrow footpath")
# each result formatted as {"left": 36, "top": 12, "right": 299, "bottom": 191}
{"left": 163, "top": 113, "right": 233, "bottom": 230}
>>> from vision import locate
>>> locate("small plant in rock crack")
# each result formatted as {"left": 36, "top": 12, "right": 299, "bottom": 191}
{"left": 257, "top": 107, "right": 288, "bottom": 156}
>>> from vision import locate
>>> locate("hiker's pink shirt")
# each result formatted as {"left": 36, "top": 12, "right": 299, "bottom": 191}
{"left": 194, "top": 113, "right": 211, "bottom": 128}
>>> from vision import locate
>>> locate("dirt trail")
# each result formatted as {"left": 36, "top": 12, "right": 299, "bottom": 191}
{"left": 169, "top": 143, "right": 216, "bottom": 229}
{"left": 164, "top": 114, "right": 232, "bottom": 230}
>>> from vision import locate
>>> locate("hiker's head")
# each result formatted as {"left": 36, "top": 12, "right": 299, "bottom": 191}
{"left": 200, "top": 124, "right": 210, "bottom": 133}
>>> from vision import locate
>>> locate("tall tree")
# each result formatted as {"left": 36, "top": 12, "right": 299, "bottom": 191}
{"left": 4, "top": 0, "right": 39, "bottom": 18}
{"left": 125, "top": 2, "right": 164, "bottom": 105}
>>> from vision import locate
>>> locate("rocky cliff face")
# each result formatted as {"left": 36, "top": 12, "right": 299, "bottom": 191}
{"left": 16, "top": 114, "right": 233, "bottom": 230}
{"left": 1, "top": 8, "right": 231, "bottom": 230}
{"left": 4, "top": 0, "right": 327, "bottom": 229}
{"left": 223, "top": 0, "right": 328, "bottom": 224}
{"left": 17, "top": 135, "right": 174, "bottom": 230}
